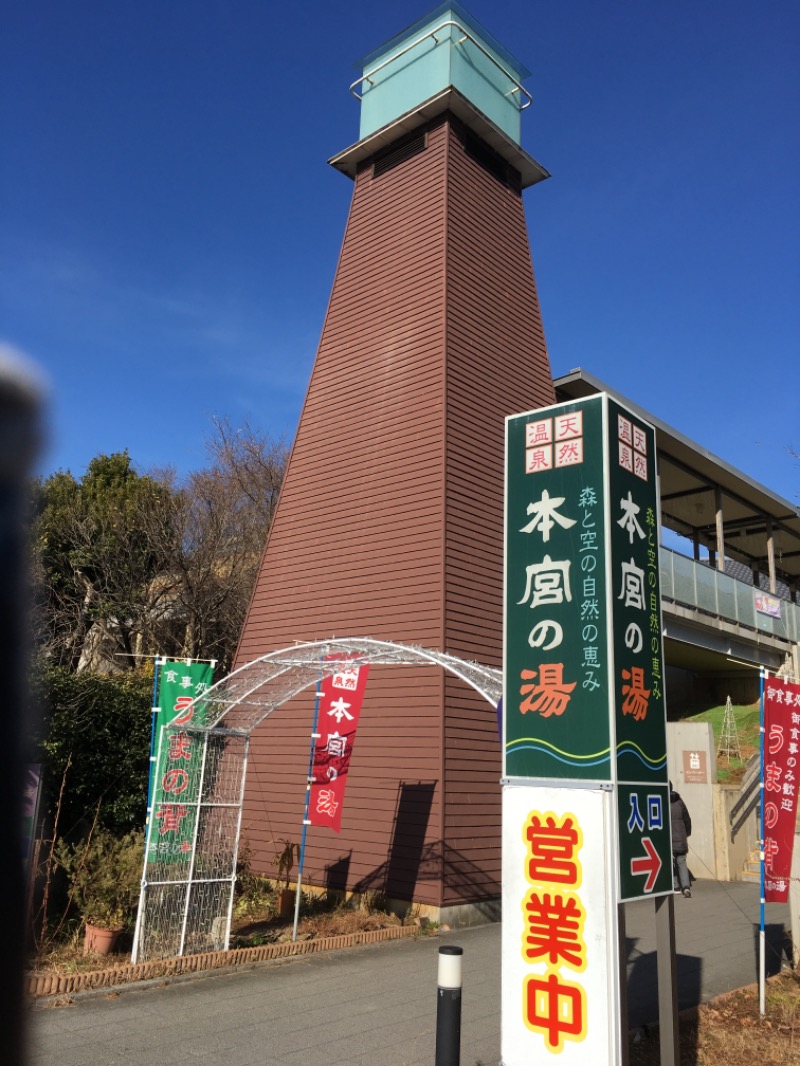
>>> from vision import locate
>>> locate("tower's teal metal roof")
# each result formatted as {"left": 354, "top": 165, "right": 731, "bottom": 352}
{"left": 352, "top": 4, "right": 533, "bottom": 144}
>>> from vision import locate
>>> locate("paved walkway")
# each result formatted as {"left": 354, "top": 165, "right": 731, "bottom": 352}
{"left": 28, "top": 880, "right": 791, "bottom": 1066}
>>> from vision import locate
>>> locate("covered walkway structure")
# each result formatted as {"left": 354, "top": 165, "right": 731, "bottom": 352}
{"left": 555, "top": 370, "right": 800, "bottom": 700}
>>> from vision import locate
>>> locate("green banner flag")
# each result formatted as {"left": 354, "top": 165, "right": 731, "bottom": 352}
{"left": 148, "top": 660, "right": 215, "bottom": 864}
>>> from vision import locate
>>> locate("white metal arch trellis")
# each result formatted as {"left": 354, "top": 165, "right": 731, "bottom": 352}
{"left": 190, "top": 637, "right": 502, "bottom": 734}
{"left": 132, "top": 638, "right": 501, "bottom": 962}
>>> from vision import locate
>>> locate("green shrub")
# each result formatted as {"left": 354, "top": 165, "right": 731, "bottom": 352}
{"left": 33, "top": 662, "right": 152, "bottom": 840}
{"left": 54, "top": 827, "right": 144, "bottom": 928}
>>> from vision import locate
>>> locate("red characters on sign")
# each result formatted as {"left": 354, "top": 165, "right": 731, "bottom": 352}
{"left": 169, "top": 732, "right": 192, "bottom": 761}
{"left": 522, "top": 811, "right": 587, "bottom": 1052}
{"left": 155, "top": 804, "right": 189, "bottom": 835}
{"left": 171, "top": 696, "right": 195, "bottom": 725}
{"left": 620, "top": 665, "right": 651, "bottom": 721}
{"left": 308, "top": 656, "right": 370, "bottom": 833}
{"left": 524, "top": 892, "right": 586, "bottom": 968}
{"left": 525, "top": 973, "right": 585, "bottom": 1050}
{"left": 519, "top": 664, "right": 576, "bottom": 718}
{"left": 526, "top": 814, "right": 580, "bottom": 885}
{"left": 161, "top": 768, "right": 189, "bottom": 795}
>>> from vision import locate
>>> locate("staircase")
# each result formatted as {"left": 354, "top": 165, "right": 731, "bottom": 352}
{"left": 730, "top": 754, "right": 761, "bottom": 882}
{"left": 740, "top": 849, "right": 761, "bottom": 883}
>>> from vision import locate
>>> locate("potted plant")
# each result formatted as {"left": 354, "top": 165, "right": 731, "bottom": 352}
{"left": 272, "top": 839, "right": 300, "bottom": 917}
{"left": 55, "top": 827, "right": 144, "bottom": 954}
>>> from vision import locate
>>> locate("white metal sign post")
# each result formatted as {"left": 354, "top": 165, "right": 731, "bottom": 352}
{"left": 502, "top": 393, "right": 675, "bottom": 1065}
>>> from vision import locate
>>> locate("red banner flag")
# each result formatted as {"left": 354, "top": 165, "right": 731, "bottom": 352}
{"left": 763, "top": 677, "right": 800, "bottom": 902}
{"left": 308, "top": 656, "right": 369, "bottom": 833}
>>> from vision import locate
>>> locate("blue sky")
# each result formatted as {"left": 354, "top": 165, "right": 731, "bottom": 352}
{"left": 3, "top": 1, "right": 798, "bottom": 503}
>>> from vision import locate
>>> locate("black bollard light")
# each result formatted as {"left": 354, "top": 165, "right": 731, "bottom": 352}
{"left": 435, "top": 944, "right": 463, "bottom": 1066}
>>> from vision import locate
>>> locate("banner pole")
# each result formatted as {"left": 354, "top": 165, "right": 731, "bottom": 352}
{"left": 145, "top": 656, "right": 165, "bottom": 831}
{"left": 759, "top": 666, "right": 767, "bottom": 1017}
{"left": 293, "top": 668, "right": 324, "bottom": 942}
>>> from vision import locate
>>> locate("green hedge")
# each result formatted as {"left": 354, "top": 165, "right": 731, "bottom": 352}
{"left": 33, "top": 663, "right": 152, "bottom": 840}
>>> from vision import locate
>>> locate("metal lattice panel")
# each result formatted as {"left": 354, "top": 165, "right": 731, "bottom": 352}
{"left": 133, "top": 733, "right": 249, "bottom": 961}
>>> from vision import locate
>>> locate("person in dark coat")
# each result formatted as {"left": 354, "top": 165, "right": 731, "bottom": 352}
{"left": 670, "top": 781, "right": 692, "bottom": 897}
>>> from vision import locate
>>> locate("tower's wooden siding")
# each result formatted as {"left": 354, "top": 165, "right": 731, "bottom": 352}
{"left": 236, "top": 121, "right": 451, "bottom": 903}
{"left": 235, "top": 114, "right": 554, "bottom": 911}
{"left": 439, "top": 123, "right": 554, "bottom": 906}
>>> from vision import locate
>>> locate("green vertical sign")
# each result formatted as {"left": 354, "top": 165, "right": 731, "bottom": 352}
{"left": 606, "top": 399, "right": 668, "bottom": 786}
{"left": 504, "top": 396, "right": 612, "bottom": 781}
{"left": 606, "top": 398, "right": 669, "bottom": 901}
{"left": 617, "top": 783, "right": 672, "bottom": 898}
{"left": 505, "top": 394, "right": 670, "bottom": 900}
{"left": 148, "top": 661, "right": 215, "bottom": 864}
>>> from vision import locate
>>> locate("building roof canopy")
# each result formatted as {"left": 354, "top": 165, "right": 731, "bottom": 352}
{"left": 554, "top": 370, "right": 800, "bottom": 586}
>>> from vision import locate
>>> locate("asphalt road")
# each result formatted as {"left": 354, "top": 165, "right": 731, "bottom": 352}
{"left": 27, "top": 879, "right": 792, "bottom": 1066}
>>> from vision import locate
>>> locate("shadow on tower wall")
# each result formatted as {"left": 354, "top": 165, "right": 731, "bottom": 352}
{"left": 323, "top": 780, "right": 499, "bottom": 908}
{"left": 324, "top": 852, "right": 351, "bottom": 894}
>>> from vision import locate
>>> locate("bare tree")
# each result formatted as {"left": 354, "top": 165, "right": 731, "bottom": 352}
{"left": 142, "top": 419, "right": 287, "bottom": 668}
{"left": 31, "top": 423, "right": 288, "bottom": 674}
{"left": 173, "top": 419, "right": 287, "bottom": 667}
{"left": 204, "top": 416, "right": 287, "bottom": 530}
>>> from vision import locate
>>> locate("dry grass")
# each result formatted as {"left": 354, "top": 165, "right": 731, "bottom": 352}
{"left": 28, "top": 900, "right": 406, "bottom": 978}
{"left": 30, "top": 926, "right": 135, "bottom": 976}
{"left": 630, "top": 973, "right": 800, "bottom": 1065}
{"left": 230, "top": 902, "right": 404, "bottom": 946}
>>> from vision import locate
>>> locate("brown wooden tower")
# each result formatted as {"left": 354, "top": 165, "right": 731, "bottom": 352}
{"left": 235, "top": 5, "right": 556, "bottom": 924}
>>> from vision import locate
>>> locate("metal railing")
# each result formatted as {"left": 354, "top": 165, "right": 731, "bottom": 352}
{"left": 729, "top": 754, "right": 761, "bottom": 840}
{"left": 350, "top": 18, "right": 533, "bottom": 110}
{"left": 659, "top": 546, "right": 800, "bottom": 643}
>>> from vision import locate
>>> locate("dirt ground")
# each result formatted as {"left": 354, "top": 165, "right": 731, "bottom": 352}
{"left": 629, "top": 973, "right": 800, "bottom": 1065}
{"left": 230, "top": 903, "right": 406, "bottom": 946}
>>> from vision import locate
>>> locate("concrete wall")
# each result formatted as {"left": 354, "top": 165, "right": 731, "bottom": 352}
{"left": 712, "top": 782, "right": 758, "bottom": 881}
{"left": 667, "top": 722, "right": 716, "bottom": 880}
